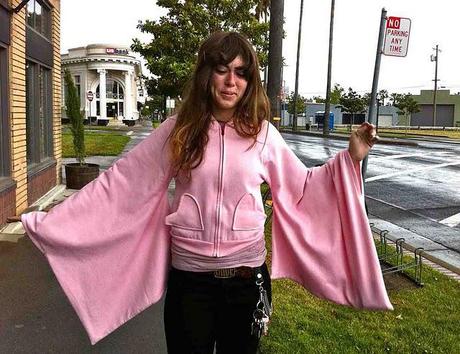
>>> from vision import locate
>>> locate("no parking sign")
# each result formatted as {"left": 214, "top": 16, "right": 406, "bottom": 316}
{"left": 383, "top": 16, "right": 411, "bottom": 57}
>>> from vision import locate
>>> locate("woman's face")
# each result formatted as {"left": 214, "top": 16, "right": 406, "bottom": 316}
{"left": 210, "top": 55, "right": 248, "bottom": 120}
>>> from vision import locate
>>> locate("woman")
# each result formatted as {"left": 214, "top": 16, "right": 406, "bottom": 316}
{"left": 21, "top": 32, "right": 392, "bottom": 352}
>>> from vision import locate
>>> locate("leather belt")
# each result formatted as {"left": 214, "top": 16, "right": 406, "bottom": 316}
{"left": 212, "top": 266, "right": 255, "bottom": 279}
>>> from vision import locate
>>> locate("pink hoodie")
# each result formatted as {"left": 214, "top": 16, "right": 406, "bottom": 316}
{"left": 21, "top": 117, "right": 392, "bottom": 345}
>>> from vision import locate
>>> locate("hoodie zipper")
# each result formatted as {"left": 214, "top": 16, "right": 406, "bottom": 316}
{"left": 213, "top": 123, "right": 225, "bottom": 257}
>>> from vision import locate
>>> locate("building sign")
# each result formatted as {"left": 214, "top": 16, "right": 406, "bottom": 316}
{"left": 383, "top": 16, "right": 411, "bottom": 57}
{"left": 106, "top": 48, "right": 129, "bottom": 55}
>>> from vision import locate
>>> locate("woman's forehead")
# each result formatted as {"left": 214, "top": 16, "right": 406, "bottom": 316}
{"left": 218, "top": 55, "right": 246, "bottom": 67}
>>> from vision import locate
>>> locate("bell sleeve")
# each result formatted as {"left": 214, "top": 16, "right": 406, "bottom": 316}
{"left": 263, "top": 124, "right": 393, "bottom": 310}
{"left": 20, "top": 118, "right": 176, "bottom": 345}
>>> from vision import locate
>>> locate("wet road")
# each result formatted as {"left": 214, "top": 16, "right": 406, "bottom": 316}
{"left": 282, "top": 133, "right": 460, "bottom": 252}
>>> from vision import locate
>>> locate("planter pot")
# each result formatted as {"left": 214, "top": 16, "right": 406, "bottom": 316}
{"left": 65, "top": 163, "right": 100, "bottom": 189}
{"left": 123, "top": 119, "right": 136, "bottom": 127}
{"left": 97, "top": 119, "right": 109, "bottom": 126}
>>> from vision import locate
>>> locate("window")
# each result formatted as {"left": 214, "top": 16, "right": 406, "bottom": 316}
{"left": 26, "top": 0, "right": 51, "bottom": 39}
{"left": 74, "top": 75, "right": 81, "bottom": 100}
{"left": 0, "top": 46, "right": 9, "bottom": 177}
{"left": 26, "top": 61, "right": 53, "bottom": 165}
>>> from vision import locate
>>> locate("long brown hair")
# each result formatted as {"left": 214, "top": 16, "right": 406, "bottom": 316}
{"left": 169, "top": 32, "right": 270, "bottom": 175}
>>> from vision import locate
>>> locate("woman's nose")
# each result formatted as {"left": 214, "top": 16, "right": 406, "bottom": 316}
{"left": 225, "top": 71, "right": 236, "bottom": 85}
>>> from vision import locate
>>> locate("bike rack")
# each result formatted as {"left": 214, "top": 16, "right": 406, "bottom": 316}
{"left": 370, "top": 223, "right": 424, "bottom": 286}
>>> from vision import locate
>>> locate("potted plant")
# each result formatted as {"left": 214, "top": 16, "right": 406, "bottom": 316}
{"left": 63, "top": 69, "right": 100, "bottom": 189}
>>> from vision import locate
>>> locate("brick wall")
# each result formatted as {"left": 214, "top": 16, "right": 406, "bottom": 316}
{"left": 7, "top": 0, "right": 62, "bottom": 215}
{"left": 50, "top": 0, "right": 62, "bottom": 184}
{"left": 9, "top": 0, "right": 28, "bottom": 214}
{"left": 0, "top": 184, "right": 16, "bottom": 224}
{"left": 27, "top": 162, "right": 57, "bottom": 205}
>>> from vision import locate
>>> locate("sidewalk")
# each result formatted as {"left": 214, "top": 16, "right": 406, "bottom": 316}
{"left": 0, "top": 123, "right": 168, "bottom": 353}
{"left": 1, "top": 124, "right": 459, "bottom": 352}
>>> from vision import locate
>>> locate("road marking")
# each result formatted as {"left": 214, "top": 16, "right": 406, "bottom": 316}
{"left": 127, "top": 131, "right": 133, "bottom": 136}
{"left": 365, "top": 160, "right": 460, "bottom": 182}
{"left": 439, "top": 213, "right": 460, "bottom": 227}
{"left": 371, "top": 152, "right": 451, "bottom": 161}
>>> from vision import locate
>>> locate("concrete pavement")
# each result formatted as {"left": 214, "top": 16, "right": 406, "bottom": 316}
{"left": 1, "top": 123, "right": 459, "bottom": 352}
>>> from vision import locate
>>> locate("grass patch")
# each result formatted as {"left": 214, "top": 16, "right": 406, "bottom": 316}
{"left": 62, "top": 131, "right": 130, "bottom": 157}
{"left": 62, "top": 125, "right": 131, "bottom": 133}
{"left": 260, "top": 184, "right": 460, "bottom": 353}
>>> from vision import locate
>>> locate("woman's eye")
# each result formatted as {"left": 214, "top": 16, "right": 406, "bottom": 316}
{"left": 215, "top": 66, "right": 227, "bottom": 74}
{"left": 235, "top": 70, "right": 246, "bottom": 78}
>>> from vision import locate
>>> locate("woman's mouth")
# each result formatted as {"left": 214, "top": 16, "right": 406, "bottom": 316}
{"left": 221, "top": 91, "right": 236, "bottom": 99}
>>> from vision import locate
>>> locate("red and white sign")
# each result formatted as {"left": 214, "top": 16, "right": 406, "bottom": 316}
{"left": 87, "top": 91, "right": 94, "bottom": 101}
{"left": 383, "top": 16, "right": 411, "bottom": 57}
{"left": 105, "top": 48, "right": 129, "bottom": 55}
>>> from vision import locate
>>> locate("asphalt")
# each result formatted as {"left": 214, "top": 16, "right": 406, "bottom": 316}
{"left": 1, "top": 123, "right": 459, "bottom": 353}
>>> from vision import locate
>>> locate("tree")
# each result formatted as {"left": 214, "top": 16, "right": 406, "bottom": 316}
{"left": 132, "top": 0, "right": 269, "bottom": 103}
{"left": 330, "top": 83, "right": 344, "bottom": 104}
{"left": 267, "top": 0, "right": 284, "bottom": 123}
{"left": 255, "top": 0, "right": 270, "bottom": 87}
{"left": 313, "top": 83, "right": 343, "bottom": 104}
{"left": 390, "top": 93, "right": 420, "bottom": 132}
{"left": 286, "top": 92, "right": 306, "bottom": 116}
{"left": 339, "top": 88, "right": 366, "bottom": 131}
{"left": 323, "top": 0, "right": 335, "bottom": 136}
{"left": 363, "top": 89, "right": 388, "bottom": 106}
{"left": 64, "top": 70, "right": 85, "bottom": 165}
{"left": 140, "top": 95, "right": 164, "bottom": 120}
{"left": 255, "top": 0, "right": 270, "bottom": 21}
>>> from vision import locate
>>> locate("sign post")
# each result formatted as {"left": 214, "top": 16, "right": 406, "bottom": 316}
{"left": 362, "top": 10, "right": 411, "bottom": 187}
{"left": 87, "top": 91, "right": 94, "bottom": 124}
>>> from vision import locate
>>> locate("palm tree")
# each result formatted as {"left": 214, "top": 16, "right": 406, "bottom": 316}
{"left": 267, "top": 0, "right": 284, "bottom": 125}
{"left": 323, "top": 0, "right": 335, "bottom": 136}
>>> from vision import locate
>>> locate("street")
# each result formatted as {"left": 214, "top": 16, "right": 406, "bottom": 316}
{"left": 282, "top": 132, "right": 460, "bottom": 253}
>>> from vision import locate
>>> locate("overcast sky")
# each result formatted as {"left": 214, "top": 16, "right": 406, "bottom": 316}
{"left": 61, "top": 0, "right": 459, "bottom": 98}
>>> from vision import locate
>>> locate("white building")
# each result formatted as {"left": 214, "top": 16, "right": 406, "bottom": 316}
{"left": 61, "top": 44, "right": 147, "bottom": 126}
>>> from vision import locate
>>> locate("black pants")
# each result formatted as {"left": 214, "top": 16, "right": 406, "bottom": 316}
{"left": 164, "top": 263, "right": 272, "bottom": 354}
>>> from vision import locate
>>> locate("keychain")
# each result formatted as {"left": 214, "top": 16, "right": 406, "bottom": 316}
{"left": 251, "top": 270, "right": 272, "bottom": 338}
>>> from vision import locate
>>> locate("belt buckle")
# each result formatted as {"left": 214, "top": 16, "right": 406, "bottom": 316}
{"left": 213, "top": 268, "right": 236, "bottom": 278}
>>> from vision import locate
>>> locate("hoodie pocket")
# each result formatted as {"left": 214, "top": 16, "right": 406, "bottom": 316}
{"left": 232, "top": 193, "right": 267, "bottom": 231}
{"left": 165, "top": 193, "right": 204, "bottom": 231}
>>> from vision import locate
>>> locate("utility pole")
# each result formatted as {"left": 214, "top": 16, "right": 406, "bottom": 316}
{"left": 431, "top": 45, "right": 440, "bottom": 127}
{"left": 292, "top": 0, "right": 304, "bottom": 132}
{"left": 323, "top": 0, "right": 335, "bottom": 136}
{"left": 267, "top": 0, "right": 284, "bottom": 128}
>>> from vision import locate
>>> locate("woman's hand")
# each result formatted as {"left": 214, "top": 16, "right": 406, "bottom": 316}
{"left": 348, "top": 122, "right": 379, "bottom": 162}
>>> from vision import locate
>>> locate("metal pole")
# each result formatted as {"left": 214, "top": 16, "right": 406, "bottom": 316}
{"left": 293, "top": 0, "right": 304, "bottom": 132}
{"left": 376, "top": 98, "right": 380, "bottom": 133}
{"left": 362, "top": 8, "right": 386, "bottom": 180}
{"left": 432, "top": 44, "right": 439, "bottom": 127}
{"left": 323, "top": 0, "right": 335, "bottom": 136}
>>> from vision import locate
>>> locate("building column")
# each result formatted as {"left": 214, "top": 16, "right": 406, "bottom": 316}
{"left": 98, "top": 69, "right": 107, "bottom": 119}
{"left": 124, "top": 70, "right": 133, "bottom": 120}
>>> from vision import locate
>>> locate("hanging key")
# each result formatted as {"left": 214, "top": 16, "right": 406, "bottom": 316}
{"left": 251, "top": 308, "right": 265, "bottom": 338}
{"left": 259, "top": 287, "right": 272, "bottom": 316}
